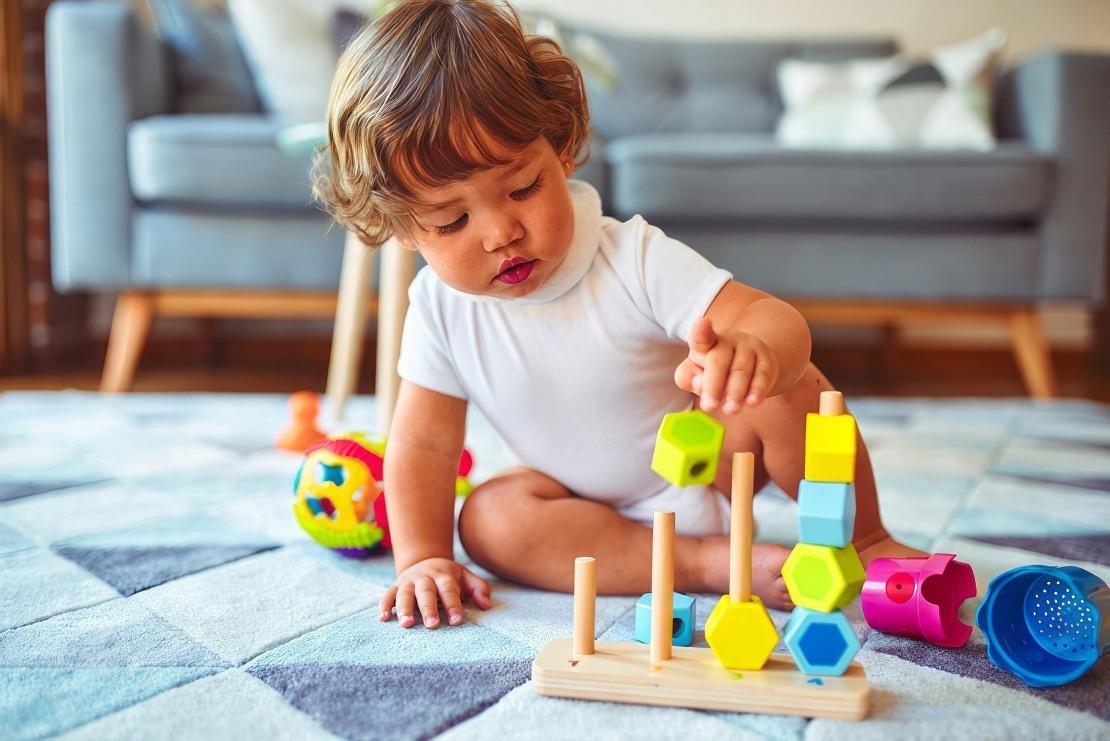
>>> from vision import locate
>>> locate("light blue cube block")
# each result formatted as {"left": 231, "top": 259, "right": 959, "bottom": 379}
{"left": 634, "top": 592, "right": 695, "bottom": 647}
{"left": 797, "top": 480, "right": 856, "bottom": 548}
{"left": 783, "top": 606, "right": 860, "bottom": 676}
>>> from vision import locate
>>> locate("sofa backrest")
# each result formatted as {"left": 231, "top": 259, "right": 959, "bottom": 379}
{"left": 581, "top": 31, "right": 896, "bottom": 139}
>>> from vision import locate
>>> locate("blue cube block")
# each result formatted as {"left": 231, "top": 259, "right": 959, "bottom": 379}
{"left": 797, "top": 480, "right": 856, "bottom": 548}
{"left": 783, "top": 606, "right": 860, "bottom": 676}
{"left": 634, "top": 592, "right": 695, "bottom": 647}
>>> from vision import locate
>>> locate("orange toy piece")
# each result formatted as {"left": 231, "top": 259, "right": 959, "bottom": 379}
{"left": 276, "top": 391, "right": 328, "bottom": 452}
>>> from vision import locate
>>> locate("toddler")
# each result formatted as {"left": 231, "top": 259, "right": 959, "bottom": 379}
{"left": 314, "top": 0, "right": 924, "bottom": 630}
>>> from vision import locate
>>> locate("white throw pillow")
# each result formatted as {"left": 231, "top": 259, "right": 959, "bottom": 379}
{"left": 227, "top": 0, "right": 371, "bottom": 124}
{"left": 775, "top": 28, "right": 1007, "bottom": 151}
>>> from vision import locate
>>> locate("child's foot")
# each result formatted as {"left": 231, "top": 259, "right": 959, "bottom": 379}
{"left": 700, "top": 536, "right": 793, "bottom": 610}
{"left": 856, "top": 533, "right": 929, "bottom": 567}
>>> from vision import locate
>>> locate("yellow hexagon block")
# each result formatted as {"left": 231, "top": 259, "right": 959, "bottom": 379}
{"left": 704, "top": 594, "right": 780, "bottom": 670}
{"left": 804, "top": 412, "right": 857, "bottom": 483}
{"left": 651, "top": 410, "right": 725, "bottom": 487}
{"left": 782, "top": 543, "right": 866, "bottom": 613}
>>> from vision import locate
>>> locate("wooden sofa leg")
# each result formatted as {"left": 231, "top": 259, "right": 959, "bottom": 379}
{"left": 100, "top": 291, "right": 155, "bottom": 392}
{"left": 1009, "top": 309, "right": 1058, "bottom": 399}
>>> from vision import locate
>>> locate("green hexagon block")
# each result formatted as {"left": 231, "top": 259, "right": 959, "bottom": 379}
{"left": 651, "top": 410, "right": 725, "bottom": 487}
{"left": 704, "top": 594, "right": 780, "bottom": 670}
{"left": 782, "top": 543, "right": 866, "bottom": 613}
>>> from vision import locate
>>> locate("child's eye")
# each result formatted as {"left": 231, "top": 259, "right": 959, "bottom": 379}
{"left": 432, "top": 214, "right": 467, "bottom": 236}
{"left": 511, "top": 173, "right": 544, "bottom": 201}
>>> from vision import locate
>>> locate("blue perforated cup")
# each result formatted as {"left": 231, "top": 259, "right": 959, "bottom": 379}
{"left": 976, "top": 565, "right": 1109, "bottom": 688}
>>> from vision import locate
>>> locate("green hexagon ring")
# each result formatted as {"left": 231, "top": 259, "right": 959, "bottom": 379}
{"left": 651, "top": 410, "right": 725, "bottom": 487}
{"left": 704, "top": 594, "right": 780, "bottom": 670}
{"left": 782, "top": 543, "right": 866, "bottom": 613}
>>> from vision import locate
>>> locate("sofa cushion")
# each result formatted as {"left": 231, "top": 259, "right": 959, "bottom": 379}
{"left": 144, "top": 0, "right": 261, "bottom": 114}
{"left": 607, "top": 133, "right": 1051, "bottom": 222}
{"left": 128, "top": 115, "right": 315, "bottom": 208}
{"left": 659, "top": 224, "right": 1041, "bottom": 300}
{"left": 583, "top": 32, "right": 895, "bottom": 139}
{"left": 131, "top": 209, "right": 344, "bottom": 289}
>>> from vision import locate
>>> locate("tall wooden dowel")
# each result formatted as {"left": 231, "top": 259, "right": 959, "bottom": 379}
{"left": 650, "top": 511, "right": 676, "bottom": 670}
{"left": 730, "top": 452, "right": 755, "bottom": 603}
{"left": 573, "top": 556, "right": 596, "bottom": 656}
{"left": 819, "top": 390, "right": 846, "bottom": 416}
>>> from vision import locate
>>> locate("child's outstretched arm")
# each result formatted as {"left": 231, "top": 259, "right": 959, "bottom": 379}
{"left": 379, "top": 380, "right": 492, "bottom": 628}
{"left": 675, "top": 280, "right": 812, "bottom": 413}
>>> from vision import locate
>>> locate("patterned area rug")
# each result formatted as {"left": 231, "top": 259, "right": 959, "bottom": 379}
{"left": 1, "top": 392, "right": 1108, "bottom": 739}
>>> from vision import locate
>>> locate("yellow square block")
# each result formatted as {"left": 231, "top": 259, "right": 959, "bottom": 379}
{"left": 805, "top": 413, "right": 857, "bottom": 483}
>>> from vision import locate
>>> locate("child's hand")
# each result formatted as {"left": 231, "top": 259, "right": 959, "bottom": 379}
{"left": 379, "top": 557, "right": 492, "bottom": 629}
{"left": 675, "top": 317, "right": 781, "bottom": 413}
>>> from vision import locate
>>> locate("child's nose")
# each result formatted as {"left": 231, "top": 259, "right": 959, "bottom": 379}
{"left": 482, "top": 214, "right": 524, "bottom": 252}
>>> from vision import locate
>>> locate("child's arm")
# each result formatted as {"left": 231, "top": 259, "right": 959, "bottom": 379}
{"left": 379, "top": 380, "right": 492, "bottom": 628}
{"left": 677, "top": 280, "right": 812, "bottom": 412}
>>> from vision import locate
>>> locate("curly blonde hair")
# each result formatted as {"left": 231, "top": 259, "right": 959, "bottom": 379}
{"left": 312, "top": 0, "right": 591, "bottom": 247}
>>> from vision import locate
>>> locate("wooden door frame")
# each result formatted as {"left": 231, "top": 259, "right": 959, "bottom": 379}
{"left": 0, "top": 0, "right": 28, "bottom": 373}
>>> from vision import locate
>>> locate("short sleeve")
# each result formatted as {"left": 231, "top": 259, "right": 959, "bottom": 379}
{"left": 396, "top": 268, "right": 468, "bottom": 400}
{"left": 629, "top": 218, "right": 733, "bottom": 341}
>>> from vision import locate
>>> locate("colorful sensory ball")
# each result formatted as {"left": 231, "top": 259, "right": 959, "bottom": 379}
{"left": 292, "top": 432, "right": 477, "bottom": 558}
{"left": 292, "top": 433, "right": 390, "bottom": 558}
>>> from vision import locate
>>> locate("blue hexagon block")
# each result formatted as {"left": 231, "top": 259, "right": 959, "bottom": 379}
{"left": 634, "top": 592, "right": 695, "bottom": 647}
{"left": 797, "top": 480, "right": 856, "bottom": 548}
{"left": 783, "top": 606, "right": 860, "bottom": 676}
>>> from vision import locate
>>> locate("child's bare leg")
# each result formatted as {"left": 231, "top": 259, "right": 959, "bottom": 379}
{"left": 458, "top": 468, "right": 725, "bottom": 596}
{"left": 708, "top": 362, "right": 926, "bottom": 567}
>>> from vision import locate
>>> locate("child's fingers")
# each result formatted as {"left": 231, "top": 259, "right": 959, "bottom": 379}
{"left": 698, "top": 342, "right": 735, "bottom": 411}
{"left": 396, "top": 583, "right": 417, "bottom": 629}
{"left": 673, "top": 357, "right": 704, "bottom": 393}
{"left": 462, "top": 569, "right": 493, "bottom": 610}
{"left": 414, "top": 575, "right": 441, "bottom": 628}
{"left": 435, "top": 577, "right": 465, "bottom": 626}
{"left": 686, "top": 317, "right": 717, "bottom": 358}
{"left": 723, "top": 352, "right": 756, "bottom": 413}
{"left": 745, "top": 354, "right": 779, "bottom": 406}
{"left": 379, "top": 584, "right": 399, "bottom": 622}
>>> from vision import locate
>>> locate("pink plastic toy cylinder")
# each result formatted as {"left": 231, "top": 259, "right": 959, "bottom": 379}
{"left": 861, "top": 553, "right": 976, "bottom": 648}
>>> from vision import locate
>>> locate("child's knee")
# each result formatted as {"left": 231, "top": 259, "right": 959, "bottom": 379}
{"left": 458, "top": 468, "right": 569, "bottom": 565}
{"left": 458, "top": 479, "right": 507, "bottom": 561}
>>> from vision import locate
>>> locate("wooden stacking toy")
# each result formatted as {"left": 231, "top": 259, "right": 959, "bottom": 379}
{"left": 704, "top": 452, "right": 780, "bottom": 670}
{"left": 782, "top": 391, "right": 864, "bottom": 676}
{"left": 531, "top": 446, "right": 871, "bottom": 718}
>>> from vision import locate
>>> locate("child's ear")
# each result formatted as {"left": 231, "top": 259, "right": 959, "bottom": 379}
{"left": 556, "top": 147, "right": 575, "bottom": 176}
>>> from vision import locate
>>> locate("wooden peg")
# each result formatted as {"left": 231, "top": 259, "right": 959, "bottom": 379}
{"left": 819, "top": 390, "right": 846, "bottom": 416}
{"left": 573, "top": 556, "right": 596, "bottom": 656}
{"left": 650, "top": 511, "right": 676, "bottom": 670}
{"left": 730, "top": 452, "right": 755, "bottom": 603}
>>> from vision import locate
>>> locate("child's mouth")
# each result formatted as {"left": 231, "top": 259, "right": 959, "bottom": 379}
{"left": 495, "top": 258, "right": 536, "bottom": 285}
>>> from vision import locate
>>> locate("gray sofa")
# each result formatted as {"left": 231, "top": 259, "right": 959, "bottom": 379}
{"left": 47, "top": 3, "right": 1110, "bottom": 396}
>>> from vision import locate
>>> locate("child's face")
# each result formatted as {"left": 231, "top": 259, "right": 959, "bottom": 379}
{"left": 396, "top": 136, "right": 576, "bottom": 299}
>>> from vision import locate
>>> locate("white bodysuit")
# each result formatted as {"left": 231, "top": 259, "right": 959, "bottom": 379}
{"left": 397, "top": 180, "right": 734, "bottom": 536}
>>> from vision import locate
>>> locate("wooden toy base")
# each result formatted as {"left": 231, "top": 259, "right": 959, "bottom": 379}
{"left": 532, "top": 639, "right": 869, "bottom": 719}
